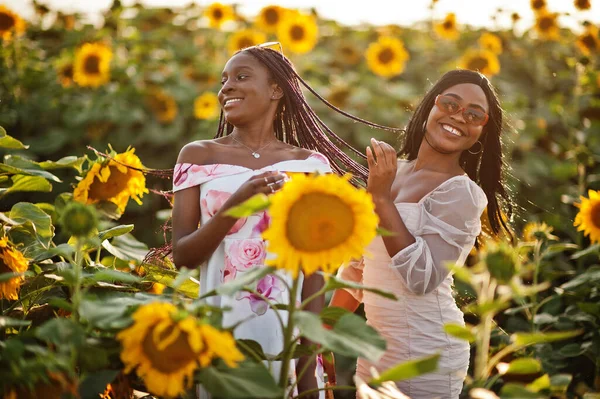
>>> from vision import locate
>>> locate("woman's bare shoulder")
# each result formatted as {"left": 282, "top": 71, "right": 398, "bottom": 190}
{"left": 176, "top": 138, "right": 229, "bottom": 165}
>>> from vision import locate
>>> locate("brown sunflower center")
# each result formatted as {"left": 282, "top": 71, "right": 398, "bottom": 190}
{"left": 88, "top": 165, "right": 131, "bottom": 201}
{"left": 575, "top": 0, "right": 590, "bottom": 10}
{"left": 84, "top": 55, "right": 101, "bottom": 74}
{"left": 61, "top": 64, "right": 74, "bottom": 79}
{"left": 591, "top": 202, "right": 600, "bottom": 229}
{"left": 264, "top": 8, "right": 279, "bottom": 25}
{"left": 142, "top": 324, "right": 196, "bottom": 373}
{"left": 581, "top": 34, "right": 597, "bottom": 50}
{"left": 237, "top": 37, "right": 255, "bottom": 49}
{"left": 0, "top": 12, "right": 15, "bottom": 30}
{"left": 378, "top": 47, "right": 395, "bottom": 64}
{"left": 531, "top": 0, "right": 546, "bottom": 10}
{"left": 212, "top": 8, "right": 223, "bottom": 20}
{"left": 538, "top": 16, "right": 555, "bottom": 31}
{"left": 468, "top": 56, "right": 489, "bottom": 71}
{"left": 443, "top": 20, "right": 454, "bottom": 30}
{"left": 290, "top": 25, "right": 305, "bottom": 41}
{"left": 286, "top": 193, "right": 355, "bottom": 252}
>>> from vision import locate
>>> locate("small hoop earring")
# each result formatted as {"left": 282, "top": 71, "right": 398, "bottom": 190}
{"left": 468, "top": 141, "right": 483, "bottom": 155}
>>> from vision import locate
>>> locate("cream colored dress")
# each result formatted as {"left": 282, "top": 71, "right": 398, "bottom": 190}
{"left": 339, "top": 171, "right": 487, "bottom": 399}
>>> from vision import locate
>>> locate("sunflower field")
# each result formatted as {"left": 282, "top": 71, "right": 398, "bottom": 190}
{"left": 1, "top": 0, "right": 600, "bottom": 398}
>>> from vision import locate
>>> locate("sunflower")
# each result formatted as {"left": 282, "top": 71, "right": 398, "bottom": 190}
{"left": 434, "top": 13, "right": 460, "bottom": 40}
{"left": 0, "top": 5, "right": 26, "bottom": 42}
{"left": 336, "top": 43, "right": 362, "bottom": 66}
{"left": 255, "top": 5, "right": 287, "bottom": 33}
{"left": 194, "top": 92, "right": 220, "bottom": 120}
{"left": 479, "top": 32, "right": 503, "bottom": 54}
{"left": 530, "top": 0, "right": 547, "bottom": 12}
{"left": 0, "top": 237, "right": 29, "bottom": 301}
{"left": 262, "top": 173, "right": 379, "bottom": 277}
{"left": 57, "top": 63, "right": 74, "bottom": 88}
{"left": 576, "top": 24, "right": 599, "bottom": 55}
{"left": 147, "top": 91, "right": 178, "bottom": 123}
{"left": 574, "top": 0, "right": 591, "bottom": 11}
{"left": 365, "top": 36, "right": 409, "bottom": 78}
{"left": 534, "top": 10, "right": 560, "bottom": 40}
{"left": 117, "top": 302, "right": 243, "bottom": 398}
{"left": 277, "top": 12, "right": 319, "bottom": 54}
{"left": 204, "top": 3, "right": 235, "bottom": 29}
{"left": 522, "top": 222, "right": 557, "bottom": 242}
{"left": 227, "top": 29, "right": 267, "bottom": 55}
{"left": 574, "top": 189, "right": 600, "bottom": 244}
{"left": 73, "top": 43, "right": 113, "bottom": 88}
{"left": 459, "top": 48, "right": 500, "bottom": 77}
{"left": 73, "top": 147, "right": 149, "bottom": 213}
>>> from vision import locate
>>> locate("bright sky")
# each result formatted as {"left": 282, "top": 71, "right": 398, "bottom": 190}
{"left": 3, "top": 0, "right": 600, "bottom": 30}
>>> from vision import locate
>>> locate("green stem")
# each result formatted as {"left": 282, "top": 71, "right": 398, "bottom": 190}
{"left": 71, "top": 238, "right": 83, "bottom": 321}
{"left": 530, "top": 240, "right": 543, "bottom": 331}
{"left": 288, "top": 350, "right": 321, "bottom": 396}
{"left": 279, "top": 276, "right": 300, "bottom": 397}
{"left": 474, "top": 273, "right": 495, "bottom": 382}
{"left": 484, "top": 343, "right": 519, "bottom": 377}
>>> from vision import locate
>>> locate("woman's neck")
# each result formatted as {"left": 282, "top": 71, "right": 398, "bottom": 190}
{"left": 230, "top": 124, "right": 277, "bottom": 147}
{"left": 414, "top": 136, "right": 463, "bottom": 174}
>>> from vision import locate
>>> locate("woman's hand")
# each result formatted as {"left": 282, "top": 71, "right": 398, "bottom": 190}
{"left": 224, "top": 171, "right": 287, "bottom": 210}
{"left": 366, "top": 138, "right": 397, "bottom": 202}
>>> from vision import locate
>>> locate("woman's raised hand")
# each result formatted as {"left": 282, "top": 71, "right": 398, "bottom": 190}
{"left": 226, "top": 171, "right": 287, "bottom": 209}
{"left": 366, "top": 138, "right": 397, "bottom": 201}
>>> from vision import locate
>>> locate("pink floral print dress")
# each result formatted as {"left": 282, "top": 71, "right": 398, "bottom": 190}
{"left": 173, "top": 153, "right": 331, "bottom": 399}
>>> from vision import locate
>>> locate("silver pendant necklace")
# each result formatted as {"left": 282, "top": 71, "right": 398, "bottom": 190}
{"left": 231, "top": 135, "right": 276, "bottom": 159}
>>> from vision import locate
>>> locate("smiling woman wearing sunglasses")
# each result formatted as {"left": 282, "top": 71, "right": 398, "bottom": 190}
{"left": 331, "top": 69, "right": 512, "bottom": 398}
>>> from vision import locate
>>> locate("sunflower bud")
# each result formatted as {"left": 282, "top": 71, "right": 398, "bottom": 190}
{"left": 60, "top": 202, "right": 98, "bottom": 237}
{"left": 482, "top": 243, "right": 519, "bottom": 284}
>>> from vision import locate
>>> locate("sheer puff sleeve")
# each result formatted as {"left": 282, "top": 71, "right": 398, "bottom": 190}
{"left": 391, "top": 177, "right": 488, "bottom": 295}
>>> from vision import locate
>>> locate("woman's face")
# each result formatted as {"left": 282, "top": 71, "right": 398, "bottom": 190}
{"left": 424, "top": 83, "right": 489, "bottom": 154}
{"left": 218, "top": 52, "right": 281, "bottom": 126}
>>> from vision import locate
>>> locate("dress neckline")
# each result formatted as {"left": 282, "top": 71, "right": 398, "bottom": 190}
{"left": 394, "top": 174, "right": 470, "bottom": 206}
{"left": 176, "top": 154, "right": 325, "bottom": 172}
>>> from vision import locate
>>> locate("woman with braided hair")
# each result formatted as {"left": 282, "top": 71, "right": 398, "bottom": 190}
{"left": 172, "top": 44, "right": 396, "bottom": 398}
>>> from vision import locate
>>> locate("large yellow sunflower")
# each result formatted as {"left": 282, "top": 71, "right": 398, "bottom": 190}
{"left": 262, "top": 173, "right": 379, "bottom": 277}
{"left": 576, "top": 24, "right": 599, "bottom": 55}
{"left": 459, "top": 48, "right": 500, "bottom": 77}
{"left": 434, "top": 13, "right": 460, "bottom": 41}
{"left": 0, "top": 5, "right": 26, "bottom": 42}
{"left": 147, "top": 91, "right": 178, "bottom": 123}
{"left": 365, "top": 36, "right": 410, "bottom": 78}
{"left": 534, "top": 10, "right": 560, "bottom": 41}
{"left": 574, "top": 0, "right": 591, "bottom": 11}
{"left": 204, "top": 3, "right": 235, "bottom": 29}
{"left": 194, "top": 92, "right": 220, "bottom": 120}
{"left": 117, "top": 302, "right": 243, "bottom": 398}
{"left": 73, "top": 43, "right": 113, "bottom": 88}
{"left": 73, "top": 148, "right": 148, "bottom": 213}
{"left": 574, "top": 190, "right": 600, "bottom": 244}
{"left": 255, "top": 5, "right": 288, "bottom": 33}
{"left": 277, "top": 12, "right": 319, "bottom": 54}
{"left": 227, "top": 29, "right": 267, "bottom": 55}
{"left": 479, "top": 32, "right": 503, "bottom": 54}
{"left": 0, "top": 237, "right": 29, "bottom": 301}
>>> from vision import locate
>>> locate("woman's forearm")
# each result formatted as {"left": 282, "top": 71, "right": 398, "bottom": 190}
{"left": 372, "top": 196, "right": 416, "bottom": 258}
{"left": 173, "top": 210, "right": 239, "bottom": 268}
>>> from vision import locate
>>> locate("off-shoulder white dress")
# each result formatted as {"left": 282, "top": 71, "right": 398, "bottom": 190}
{"left": 339, "top": 165, "right": 487, "bottom": 399}
{"left": 173, "top": 154, "right": 332, "bottom": 399}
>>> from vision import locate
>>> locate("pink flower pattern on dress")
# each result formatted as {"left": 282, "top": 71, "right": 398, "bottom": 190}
{"left": 220, "top": 256, "right": 237, "bottom": 283}
{"left": 237, "top": 274, "right": 285, "bottom": 315}
{"left": 202, "top": 190, "right": 247, "bottom": 234}
{"left": 253, "top": 212, "right": 271, "bottom": 235}
{"left": 227, "top": 239, "right": 266, "bottom": 270}
{"left": 173, "top": 163, "right": 241, "bottom": 191}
